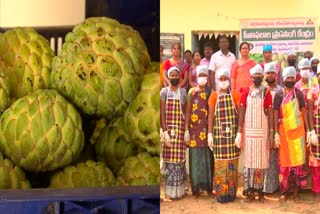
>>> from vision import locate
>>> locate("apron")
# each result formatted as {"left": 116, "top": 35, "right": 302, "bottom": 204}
{"left": 311, "top": 91, "right": 320, "bottom": 160}
{"left": 279, "top": 89, "right": 305, "bottom": 167}
{"left": 298, "top": 81, "right": 312, "bottom": 109}
{"left": 163, "top": 87, "right": 186, "bottom": 163}
{"left": 243, "top": 87, "right": 269, "bottom": 169}
{"left": 189, "top": 89, "right": 208, "bottom": 148}
{"left": 213, "top": 88, "right": 240, "bottom": 160}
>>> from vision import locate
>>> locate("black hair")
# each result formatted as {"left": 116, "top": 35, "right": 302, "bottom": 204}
{"left": 218, "top": 35, "right": 228, "bottom": 42}
{"left": 239, "top": 41, "right": 250, "bottom": 50}
{"left": 171, "top": 42, "right": 181, "bottom": 51}
{"left": 184, "top": 49, "right": 192, "bottom": 54}
{"left": 192, "top": 50, "right": 201, "bottom": 58}
{"left": 204, "top": 42, "right": 213, "bottom": 49}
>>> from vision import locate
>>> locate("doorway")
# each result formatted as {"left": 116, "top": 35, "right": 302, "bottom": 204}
{"left": 191, "top": 31, "right": 239, "bottom": 58}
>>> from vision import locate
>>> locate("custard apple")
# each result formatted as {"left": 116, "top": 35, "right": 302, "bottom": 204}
{"left": 51, "top": 17, "right": 150, "bottom": 118}
{"left": 0, "top": 157, "right": 31, "bottom": 189}
{"left": 116, "top": 152, "right": 160, "bottom": 186}
{"left": 0, "top": 89, "right": 84, "bottom": 172}
{"left": 92, "top": 118, "right": 139, "bottom": 174}
{"left": 0, "top": 68, "right": 10, "bottom": 113}
{"left": 49, "top": 160, "right": 115, "bottom": 188}
{"left": 124, "top": 71, "right": 160, "bottom": 155}
{"left": 0, "top": 27, "right": 54, "bottom": 100}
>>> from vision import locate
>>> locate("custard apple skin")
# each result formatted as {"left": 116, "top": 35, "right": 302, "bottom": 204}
{"left": 49, "top": 160, "right": 115, "bottom": 188}
{"left": 0, "top": 157, "right": 31, "bottom": 189}
{"left": 0, "top": 27, "right": 55, "bottom": 101}
{"left": 0, "top": 89, "right": 84, "bottom": 172}
{"left": 93, "top": 118, "right": 139, "bottom": 174}
{"left": 0, "top": 67, "right": 10, "bottom": 113}
{"left": 124, "top": 71, "right": 160, "bottom": 155}
{"left": 116, "top": 152, "right": 160, "bottom": 186}
{"left": 50, "top": 17, "right": 150, "bottom": 118}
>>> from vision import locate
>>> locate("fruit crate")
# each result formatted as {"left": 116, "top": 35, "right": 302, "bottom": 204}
{"left": 0, "top": 185, "right": 160, "bottom": 214}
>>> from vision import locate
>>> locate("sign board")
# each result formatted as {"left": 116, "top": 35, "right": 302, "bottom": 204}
{"left": 160, "top": 33, "right": 184, "bottom": 60}
{"left": 240, "top": 18, "right": 318, "bottom": 62}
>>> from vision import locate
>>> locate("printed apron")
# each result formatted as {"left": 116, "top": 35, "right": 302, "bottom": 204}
{"left": 163, "top": 88, "right": 186, "bottom": 163}
{"left": 243, "top": 89, "right": 269, "bottom": 169}
{"left": 188, "top": 90, "right": 213, "bottom": 194}
{"left": 213, "top": 89, "right": 240, "bottom": 160}
{"left": 163, "top": 88, "right": 186, "bottom": 198}
{"left": 213, "top": 89, "right": 239, "bottom": 203}
{"left": 279, "top": 90, "right": 305, "bottom": 168}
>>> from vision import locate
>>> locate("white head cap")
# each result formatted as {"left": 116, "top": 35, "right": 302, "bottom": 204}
{"left": 250, "top": 64, "right": 263, "bottom": 76}
{"left": 317, "top": 63, "right": 320, "bottom": 74}
{"left": 298, "top": 58, "right": 311, "bottom": 69}
{"left": 264, "top": 62, "right": 276, "bottom": 73}
{"left": 217, "top": 68, "right": 230, "bottom": 79}
{"left": 167, "top": 66, "right": 179, "bottom": 77}
{"left": 282, "top": 66, "right": 296, "bottom": 80}
{"left": 310, "top": 56, "right": 319, "bottom": 64}
{"left": 196, "top": 65, "right": 208, "bottom": 76}
{"left": 286, "top": 50, "right": 296, "bottom": 58}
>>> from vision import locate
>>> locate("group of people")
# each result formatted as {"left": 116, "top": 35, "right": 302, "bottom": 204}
{"left": 160, "top": 35, "right": 320, "bottom": 204}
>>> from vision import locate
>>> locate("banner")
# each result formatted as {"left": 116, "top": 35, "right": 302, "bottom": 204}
{"left": 240, "top": 18, "right": 318, "bottom": 54}
{"left": 160, "top": 33, "right": 184, "bottom": 59}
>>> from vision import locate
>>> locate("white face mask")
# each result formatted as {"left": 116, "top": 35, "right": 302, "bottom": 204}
{"left": 197, "top": 77, "right": 207, "bottom": 86}
{"left": 218, "top": 80, "right": 229, "bottom": 89}
{"left": 300, "top": 69, "right": 311, "bottom": 79}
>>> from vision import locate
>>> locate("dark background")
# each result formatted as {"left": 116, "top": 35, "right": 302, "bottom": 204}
{"left": 86, "top": 0, "right": 160, "bottom": 61}
{"left": 0, "top": 0, "right": 160, "bottom": 61}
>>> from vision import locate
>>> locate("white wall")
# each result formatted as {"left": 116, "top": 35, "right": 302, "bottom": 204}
{"left": 0, "top": 0, "right": 85, "bottom": 27}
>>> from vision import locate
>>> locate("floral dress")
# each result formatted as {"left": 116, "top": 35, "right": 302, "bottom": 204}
{"left": 187, "top": 87, "right": 213, "bottom": 195}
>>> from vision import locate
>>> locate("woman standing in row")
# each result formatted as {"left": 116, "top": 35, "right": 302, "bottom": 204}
{"left": 208, "top": 68, "right": 241, "bottom": 203}
{"left": 185, "top": 65, "right": 213, "bottom": 197}
{"left": 231, "top": 42, "right": 256, "bottom": 93}
{"left": 161, "top": 66, "right": 188, "bottom": 200}
{"left": 163, "top": 43, "right": 189, "bottom": 91}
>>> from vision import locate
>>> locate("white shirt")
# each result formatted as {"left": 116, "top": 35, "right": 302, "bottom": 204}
{"left": 208, "top": 50, "right": 236, "bottom": 90}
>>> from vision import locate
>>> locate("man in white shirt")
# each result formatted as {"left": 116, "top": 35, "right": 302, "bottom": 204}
{"left": 208, "top": 35, "right": 236, "bottom": 90}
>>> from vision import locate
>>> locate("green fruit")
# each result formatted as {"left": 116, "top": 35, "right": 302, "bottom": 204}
{"left": 0, "top": 89, "right": 84, "bottom": 172}
{"left": 93, "top": 118, "right": 139, "bottom": 174}
{"left": 124, "top": 71, "right": 160, "bottom": 155}
{"left": 0, "top": 158, "right": 31, "bottom": 189}
{"left": 0, "top": 68, "right": 10, "bottom": 113}
{"left": 0, "top": 27, "right": 54, "bottom": 100}
{"left": 49, "top": 160, "right": 115, "bottom": 188}
{"left": 51, "top": 17, "right": 150, "bottom": 118}
{"left": 116, "top": 152, "right": 160, "bottom": 186}
{"left": 90, "top": 118, "right": 107, "bottom": 145}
